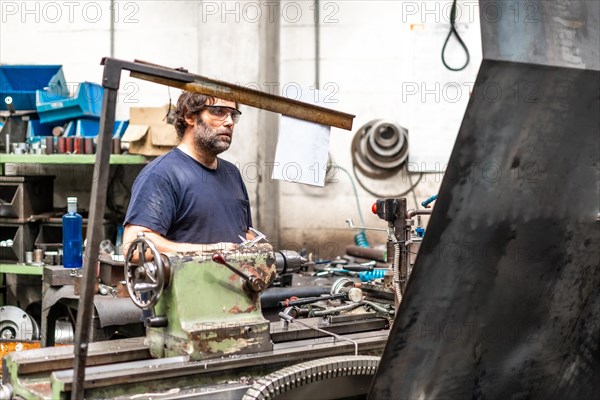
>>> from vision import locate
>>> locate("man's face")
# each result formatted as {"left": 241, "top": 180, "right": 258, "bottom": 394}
{"left": 192, "top": 99, "right": 238, "bottom": 156}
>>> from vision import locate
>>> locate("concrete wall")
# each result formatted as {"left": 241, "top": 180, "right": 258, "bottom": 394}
{"left": 278, "top": 0, "right": 482, "bottom": 257}
{"left": 1, "top": 1, "right": 482, "bottom": 258}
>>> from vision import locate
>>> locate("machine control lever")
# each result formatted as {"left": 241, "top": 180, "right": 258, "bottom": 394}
{"left": 146, "top": 316, "right": 168, "bottom": 327}
{"left": 133, "top": 282, "right": 159, "bottom": 292}
{"left": 212, "top": 253, "right": 266, "bottom": 292}
{"left": 345, "top": 219, "right": 387, "bottom": 232}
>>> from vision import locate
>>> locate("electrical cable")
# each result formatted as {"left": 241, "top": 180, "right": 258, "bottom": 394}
{"left": 441, "top": 0, "right": 470, "bottom": 72}
{"left": 406, "top": 169, "right": 420, "bottom": 209}
{"left": 337, "top": 164, "right": 370, "bottom": 247}
{"left": 352, "top": 162, "right": 423, "bottom": 198}
{"left": 337, "top": 165, "right": 367, "bottom": 227}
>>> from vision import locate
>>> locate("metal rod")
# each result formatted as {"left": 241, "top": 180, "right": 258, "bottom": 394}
{"left": 211, "top": 253, "right": 253, "bottom": 282}
{"left": 277, "top": 293, "right": 348, "bottom": 308}
{"left": 310, "top": 302, "right": 364, "bottom": 317}
{"left": 71, "top": 85, "right": 119, "bottom": 400}
{"left": 363, "top": 300, "right": 394, "bottom": 315}
{"left": 314, "top": 0, "right": 320, "bottom": 90}
{"left": 109, "top": 0, "right": 115, "bottom": 57}
{"left": 406, "top": 209, "right": 433, "bottom": 218}
{"left": 211, "top": 253, "right": 265, "bottom": 292}
{"left": 345, "top": 218, "right": 388, "bottom": 232}
{"left": 278, "top": 312, "right": 358, "bottom": 356}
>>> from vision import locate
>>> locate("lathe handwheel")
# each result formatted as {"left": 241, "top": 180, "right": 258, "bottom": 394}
{"left": 124, "top": 234, "right": 165, "bottom": 309}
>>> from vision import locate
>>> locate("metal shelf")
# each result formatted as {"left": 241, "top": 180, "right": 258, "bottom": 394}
{"left": 0, "top": 154, "right": 148, "bottom": 165}
{"left": 0, "top": 263, "right": 43, "bottom": 275}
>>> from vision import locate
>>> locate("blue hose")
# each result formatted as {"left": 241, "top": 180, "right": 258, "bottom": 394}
{"left": 359, "top": 269, "right": 386, "bottom": 282}
{"left": 354, "top": 230, "right": 370, "bottom": 248}
{"left": 421, "top": 194, "right": 438, "bottom": 208}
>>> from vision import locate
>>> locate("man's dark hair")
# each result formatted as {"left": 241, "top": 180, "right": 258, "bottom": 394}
{"left": 173, "top": 92, "right": 215, "bottom": 139}
{"left": 173, "top": 92, "right": 240, "bottom": 139}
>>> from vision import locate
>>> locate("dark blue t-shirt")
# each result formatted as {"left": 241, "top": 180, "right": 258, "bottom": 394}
{"left": 124, "top": 148, "right": 252, "bottom": 244}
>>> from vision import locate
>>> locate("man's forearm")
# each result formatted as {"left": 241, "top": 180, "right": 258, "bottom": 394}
{"left": 122, "top": 224, "right": 234, "bottom": 258}
{"left": 135, "top": 232, "right": 231, "bottom": 253}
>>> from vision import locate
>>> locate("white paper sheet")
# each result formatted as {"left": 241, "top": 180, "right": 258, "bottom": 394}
{"left": 271, "top": 92, "right": 332, "bottom": 187}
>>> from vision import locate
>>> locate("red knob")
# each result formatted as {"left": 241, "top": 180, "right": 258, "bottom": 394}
{"left": 371, "top": 203, "right": 377, "bottom": 214}
{"left": 212, "top": 253, "right": 226, "bottom": 265}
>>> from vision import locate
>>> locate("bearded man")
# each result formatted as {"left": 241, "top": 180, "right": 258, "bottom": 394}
{"left": 123, "top": 92, "right": 252, "bottom": 254}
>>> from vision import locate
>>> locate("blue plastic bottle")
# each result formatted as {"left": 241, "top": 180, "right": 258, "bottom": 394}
{"left": 62, "top": 197, "right": 83, "bottom": 268}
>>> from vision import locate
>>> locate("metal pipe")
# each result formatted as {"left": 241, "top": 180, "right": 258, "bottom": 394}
{"left": 277, "top": 293, "right": 348, "bottom": 308}
{"left": 314, "top": 0, "right": 320, "bottom": 90}
{"left": 346, "top": 218, "right": 388, "bottom": 232}
{"left": 406, "top": 209, "right": 433, "bottom": 218}
{"left": 363, "top": 300, "right": 394, "bottom": 315}
{"left": 310, "top": 302, "right": 364, "bottom": 317}
{"left": 278, "top": 312, "right": 358, "bottom": 356}
{"left": 109, "top": 0, "right": 115, "bottom": 58}
{"left": 261, "top": 286, "right": 332, "bottom": 309}
{"left": 346, "top": 245, "right": 387, "bottom": 262}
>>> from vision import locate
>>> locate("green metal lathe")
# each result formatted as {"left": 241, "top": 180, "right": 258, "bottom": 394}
{"left": 2, "top": 236, "right": 392, "bottom": 399}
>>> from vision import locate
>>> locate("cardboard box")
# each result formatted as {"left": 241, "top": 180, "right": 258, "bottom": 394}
{"left": 121, "top": 105, "right": 179, "bottom": 156}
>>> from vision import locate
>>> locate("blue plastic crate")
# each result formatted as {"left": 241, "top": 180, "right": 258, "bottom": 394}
{"left": 27, "top": 119, "right": 55, "bottom": 136}
{"left": 0, "top": 65, "right": 68, "bottom": 111}
{"left": 113, "top": 120, "right": 129, "bottom": 138}
{"left": 64, "top": 118, "right": 128, "bottom": 138}
{"left": 36, "top": 81, "right": 103, "bottom": 125}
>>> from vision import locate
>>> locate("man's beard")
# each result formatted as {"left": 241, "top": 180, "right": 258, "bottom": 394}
{"left": 193, "top": 119, "right": 232, "bottom": 156}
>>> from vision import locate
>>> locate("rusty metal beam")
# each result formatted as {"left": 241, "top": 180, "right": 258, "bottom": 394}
{"left": 99, "top": 57, "right": 354, "bottom": 130}
{"left": 128, "top": 70, "right": 354, "bottom": 130}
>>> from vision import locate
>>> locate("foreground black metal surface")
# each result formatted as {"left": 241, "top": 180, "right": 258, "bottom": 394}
{"left": 370, "top": 1, "right": 600, "bottom": 398}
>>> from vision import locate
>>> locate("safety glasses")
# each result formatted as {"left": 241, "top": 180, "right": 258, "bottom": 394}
{"left": 204, "top": 105, "right": 242, "bottom": 123}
